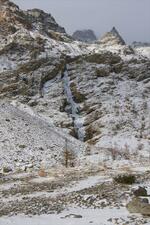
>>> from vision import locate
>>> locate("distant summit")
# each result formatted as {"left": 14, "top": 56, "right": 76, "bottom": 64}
{"left": 98, "top": 27, "right": 126, "bottom": 46}
{"left": 132, "top": 41, "right": 150, "bottom": 48}
{"left": 72, "top": 29, "right": 97, "bottom": 43}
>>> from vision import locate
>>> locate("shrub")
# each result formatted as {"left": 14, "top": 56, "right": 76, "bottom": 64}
{"left": 38, "top": 168, "right": 47, "bottom": 177}
{"left": 114, "top": 174, "right": 136, "bottom": 184}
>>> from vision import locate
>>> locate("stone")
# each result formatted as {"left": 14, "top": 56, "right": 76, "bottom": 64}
{"left": 133, "top": 187, "right": 147, "bottom": 197}
{"left": 126, "top": 197, "right": 150, "bottom": 216}
{"left": 2, "top": 166, "right": 12, "bottom": 173}
{"left": 21, "top": 166, "right": 27, "bottom": 171}
{"left": 26, "top": 163, "right": 34, "bottom": 169}
{"left": 142, "top": 198, "right": 149, "bottom": 204}
{"left": 28, "top": 100, "right": 38, "bottom": 107}
{"left": 64, "top": 214, "right": 83, "bottom": 218}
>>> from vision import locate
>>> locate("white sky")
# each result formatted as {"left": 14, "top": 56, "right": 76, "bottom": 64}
{"left": 13, "top": 0, "right": 150, "bottom": 43}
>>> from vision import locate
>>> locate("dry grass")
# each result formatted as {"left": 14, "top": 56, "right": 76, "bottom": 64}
{"left": 38, "top": 168, "right": 47, "bottom": 177}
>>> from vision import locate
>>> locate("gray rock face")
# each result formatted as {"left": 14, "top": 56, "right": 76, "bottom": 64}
{"left": 72, "top": 29, "right": 97, "bottom": 43}
{"left": 0, "top": 0, "right": 66, "bottom": 36}
{"left": 26, "top": 9, "right": 66, "bottom": 34}
{"left": 0, "top": 0, "right": 31, "bottom": 35}
{"left": 99, "top": 27, "right": 126, "bottom": 46}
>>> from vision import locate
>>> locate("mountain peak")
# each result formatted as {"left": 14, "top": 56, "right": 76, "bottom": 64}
{"left": 98, "top": 27, "right": 126, "bottom": 46}
{"left": 0, "top": 0, "right": 66, "bottom": 36}
{"left": 0, "top": 0, "right": 19, "bottom": 9}
{"left": 111, "top": 26, "right": 118, "bottom": 34}
{"left": 0, "top": 0, "right": 31, "bottom": 35}
{"left": 26, "top": 8, "right": 66, "bottom": 34}
{"left": 72, "top": 29, "right": 97, "bottom": 43}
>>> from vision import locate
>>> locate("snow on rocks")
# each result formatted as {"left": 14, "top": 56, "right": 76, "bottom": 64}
{"left": 0, "top": 1, "right": 150, "bottom": 223}
{"left": 0, "top": 102, "right": 87, "bottom": 170}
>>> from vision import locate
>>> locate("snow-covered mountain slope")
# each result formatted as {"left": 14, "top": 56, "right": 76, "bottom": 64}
{"left": 0, "top": 101, "right": 88, "bottom": 169}
{"left": 135, "top": 47, "right": 150, "bottom": 59}
{"left": 0, "top": 0, "right": 150, "bottom": 170}
{"left": 35, "top": 53, "right": 150, "bottom": 154}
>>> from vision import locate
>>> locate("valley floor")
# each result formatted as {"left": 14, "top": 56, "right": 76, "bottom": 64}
{"left": 0, "top": 161, "right": 150, "bottom": 225}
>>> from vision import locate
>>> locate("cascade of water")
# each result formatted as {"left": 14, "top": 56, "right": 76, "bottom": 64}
{"left": 63, "top": 66, "right": 85, "bottom": 141}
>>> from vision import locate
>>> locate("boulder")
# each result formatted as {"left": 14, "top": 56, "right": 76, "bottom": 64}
{"left": 2, "top": 166, "right": 12, "bottom": 173}
{"left": 127, "top": 197, "right": 150, "bottom": 216}
{"left": 133, "top": 187, "right": 147, "bottom": 197}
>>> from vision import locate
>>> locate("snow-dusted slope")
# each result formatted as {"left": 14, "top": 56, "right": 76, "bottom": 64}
{"left": 0, "top": 0, "right": 150, "bottom": 171}
{"left": 0, "top": 102, "right": 87, "bottom": 169}
{"left": 37, "top": 53, "right": 150, "bottom": 155}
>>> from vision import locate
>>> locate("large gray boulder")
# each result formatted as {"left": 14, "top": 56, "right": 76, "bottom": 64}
{"left": 127, "top": 198, "right": 150, "bottom": 216}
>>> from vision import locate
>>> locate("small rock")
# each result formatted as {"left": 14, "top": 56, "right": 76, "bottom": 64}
{"left": 2, "top": 166, "right": 12, "bottom": 173}
{"left": 28, "top": 100, "right": 38, "bottom": 107}
{"left": 133, "top": 187, "right": 147, "bottom": 197}
{"left": 27, "top": 163, "right": 33, "bottom": 168}
{"left": 21, "top": 166, "right": 27, "bottom": 171}
{"left": 64, "top": 214, "right": 83, "bottom": 219}
{"left": 141, "top": 198, "right": 149, "bottom": 204}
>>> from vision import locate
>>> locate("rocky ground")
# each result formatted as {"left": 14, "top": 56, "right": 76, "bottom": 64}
{"left": 0, "top": 101, "right": 87, "bottom": 170}
{"left": 0, "top": 162, "right": 150, "bottom": 224}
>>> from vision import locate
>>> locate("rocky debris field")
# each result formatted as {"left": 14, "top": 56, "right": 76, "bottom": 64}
{"left": 0, "top": 101, "right": 87, "bottom": 170}
{"left": 0, "top": 163, "right": 150, "bottom": 224}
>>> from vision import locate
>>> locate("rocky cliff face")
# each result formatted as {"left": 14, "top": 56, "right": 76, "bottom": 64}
{"left": 37, "top": 52, "right": 150, "bottom": 152}
{"left": 72, "top": 29, "right": 97, "bottom": 43}
{"left": 0, "top": 0, "right": 150, "bottom": 170}
{"left": 0, "top": 0, "right": 66, "bottom": 36}
{"left": 25, "top": 9, "right": 66, "bottom": 35}
{"left": 0, "top": 0, "right": 31, "bottom": 35}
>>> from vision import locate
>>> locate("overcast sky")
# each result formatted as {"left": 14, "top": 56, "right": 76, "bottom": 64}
{"left": 13, "top": 0, "right": 150, "bottom": 43}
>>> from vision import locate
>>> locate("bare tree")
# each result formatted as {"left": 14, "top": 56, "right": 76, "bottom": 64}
{"left": 62, "top": 139, "right": 76, "bottom": 168}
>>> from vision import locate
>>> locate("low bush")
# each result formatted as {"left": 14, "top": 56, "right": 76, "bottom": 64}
{"left": 114, "top": 174, "right": 136, "bottom": 184}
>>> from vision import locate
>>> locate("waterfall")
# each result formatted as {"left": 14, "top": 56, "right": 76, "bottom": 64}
{"left": 63, "top": 65, "right": 85, "bottom": 141}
